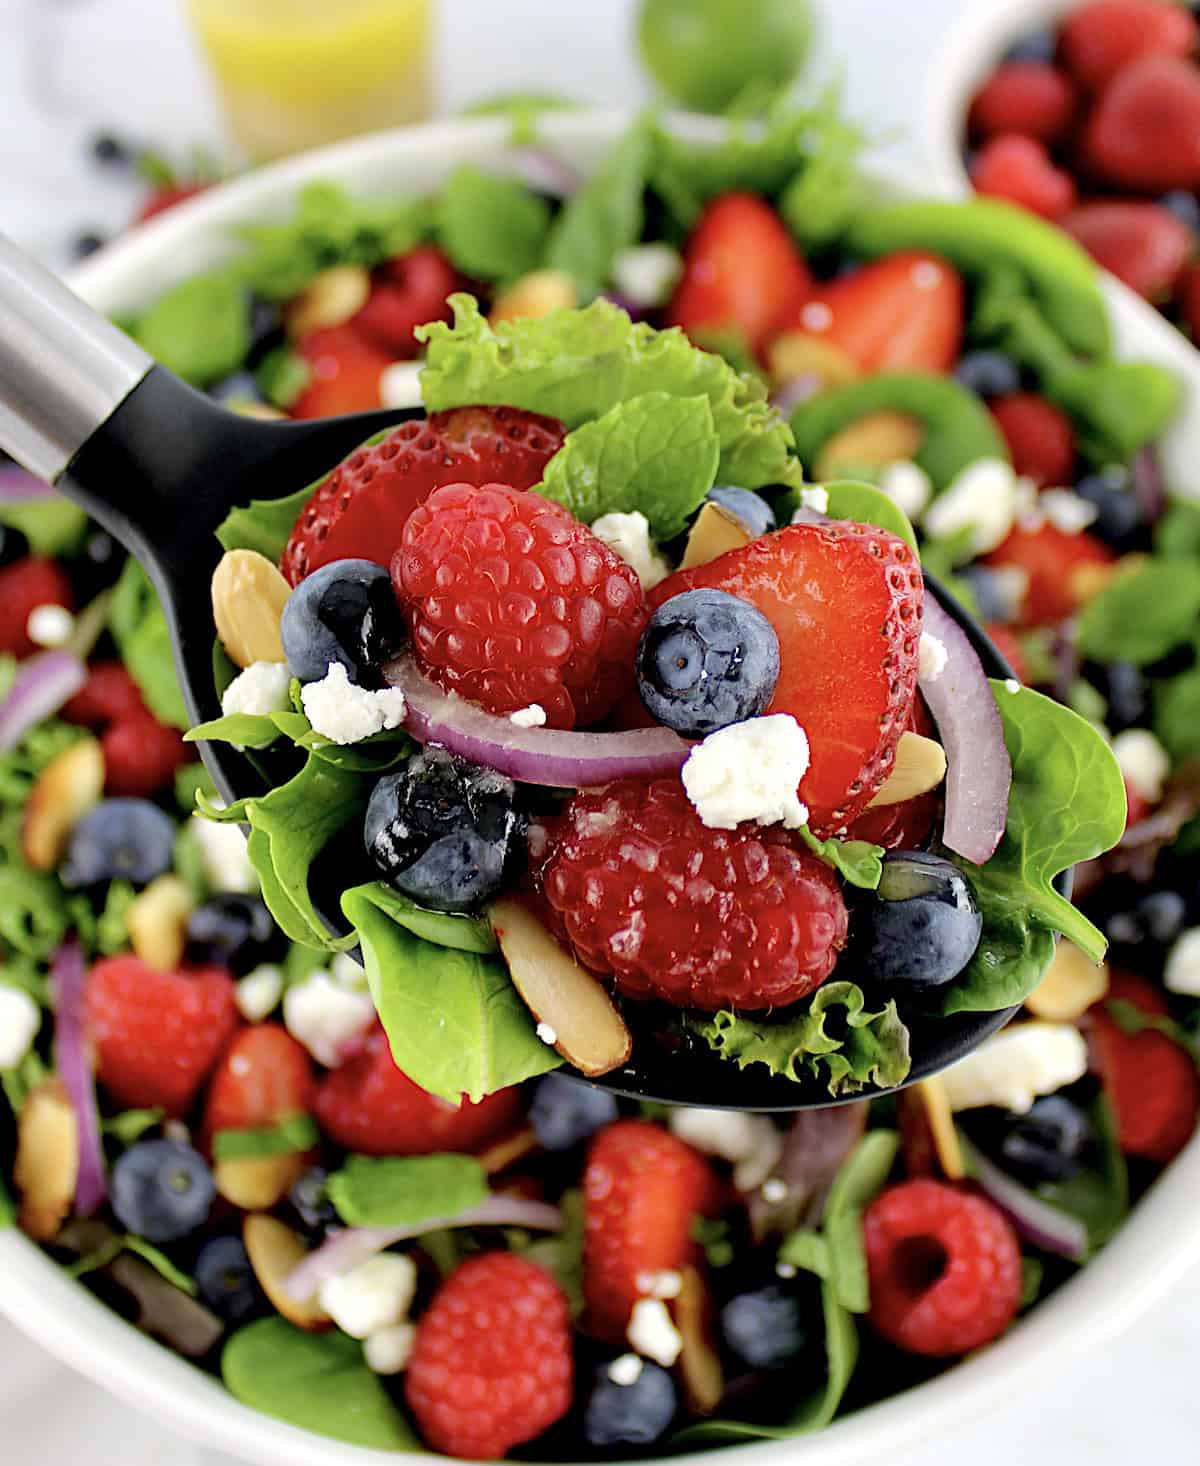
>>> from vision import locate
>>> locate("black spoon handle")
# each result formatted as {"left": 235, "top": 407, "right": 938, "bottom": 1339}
{"left": 0, "top": 234, "right": 153, "bottom": 484}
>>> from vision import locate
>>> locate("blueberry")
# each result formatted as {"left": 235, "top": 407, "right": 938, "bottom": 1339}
{"left": 72, "top": 231, "right": 107, "bottom": 260}
{"left": 89, "top": 132, "right": 132, "bottom": 166}
{"left": 1086, "top": 660, "right": 1148, "bottom": 733}
{"left": 861, "top": 850, "right": 983, "bottom": 990}
{"left": 1160, "top": 190, "right": 1200, "bottom": 232}
{"left": 111, "top": 1140, "right": 214, "bottom": 1243}
{"left": 998, "top": 1095, "right": 1092, "bottom": 1185}
{"left": 60, "top": 799, "right": 176, "bottom": 888}
{"left": 953, "top": 349, "right": 1021, "bottom": 400}
{"left": 365, "top": 747, "right": 527, "bottom": 912}
{"left": 288, "top": 1167, "right": 338, "bottom": 1236}
{"left": 959, "top": 564, "right": 1022, "bottom": 624}
{"left": 706, "top": 486, "right": 777, "bottom": 537}
{"left": 636, "top": 589, "right": 780, "bottom": 738}
{"left": 195, "top": 1236, "right": 264, "bottom": 1325}
{"left": 209, "top": 370, "right": 263, "bottom": 407}
{"left": 1003, "top": 29, "right": 1056, "bottom": 64}
{"left": 186, "top": 894, "right": 287, "bottom": 976}
{"left": 281, "top": 558, "right": 406, "bottom": 686}
{"left": 721, "top": 1285, "right": 811, "bottom": 1370}
{"left": 583, "top": 1360, "right": 677, "bottom": 1447}
{"left": 1075, "top": 466, "right": 1143, "bottom": 551}
{"left": 529, "top": 1073, "right": 619, "bottom": 1151}
{"left": 246, "top": 298, "right": 284, "bottom": 366}
{"left": 1102, "top": 886, "right": 1187, "bottom": 950}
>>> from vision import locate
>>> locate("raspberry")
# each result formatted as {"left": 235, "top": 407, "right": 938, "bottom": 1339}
{"left": 537, "top": 778, "right": 848, "bottom": 1010}
{"left": 101, "top": 713, "right": 192, "bottom": 798}
{"left": 988, "top": 392, "right": 1076, "bottom": 487}
{"left": 0, "top": 556, "right": 74, "bottom": 659}
{"left": 967, "top": 62, "right": 1078, "bottom": 145}
{"left": 582, "top": 1120, "right": 719, "bottom": 1341}
{"left": 62, "top": 662, "right": 147, "bottom": 728}
{"left": 314, "top": 1025, "right": 523, "bottom": 1155}
{"left": 970, "top": 135, "right": 1077, "bottom": 221}
{"left": 395, "top": 482, "right": 646, "bottom": 729}
{"left": 405, "top": 1253, "right": 573, "bottom": 1458}
{"left": 864, "top": 1180, "right": 1022, "bottom": 1357}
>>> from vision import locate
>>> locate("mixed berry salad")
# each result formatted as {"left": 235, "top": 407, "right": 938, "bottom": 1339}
{"left": 1, "top": 103, "right": 1198, "bottom": 1460}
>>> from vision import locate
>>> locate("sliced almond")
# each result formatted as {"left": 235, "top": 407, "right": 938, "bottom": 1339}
{"left": 478, "top": 1126, "right": 539, "bottom": 1176}
{"left": 814, "top": 409, "right": 924, "bottom": 482}
{"left": 22, "top": 736, "right": 105, "bottom": 871}
{"left": 217, "top": 1152, "right": 309, "bottom": 1211}
{"left": 490, "top": 269, "right": 577, "bottom": 326}
{"left": 1026, "top": 940, "right": 1109, "bottom": 1023}
{"left": 915, "top": 1076, "right": 966, "bottom": 1181}
{"left": 126, "top": 874, "right": 195, "bottom": 972}
{"left": 673, "top": 1265, "right": 724, "bottom": 1415}
{"left": 767, "top": 330, "right": 860, "bottom": 390}
{"left": 867, "top": 732, "right": 947, "bottom": 808}
{"left": 243, "top": 1214, "right": 331, "bottom": 1331}
{"left": 284, "top": 264, "right": 371, "bottom": 339}
{"left": 680, "top": 501, "right": 753, "bottom": 570}
{"left": 15, "top": 1079, "right": 79, "bottom": 1242}
{"left": 233, "top": 401, "right": 288, "bottom": 421}
{"left": 211, "top": 549, "right": 290, "bottom": 668}
{"left": 489, "top": 898, "right": 632, "bottom": 1077}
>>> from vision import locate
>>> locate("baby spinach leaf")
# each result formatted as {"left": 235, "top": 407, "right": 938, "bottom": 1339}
{"left": 342, "top": 882, "right": 560, "bottom": 1104}
{"left": 436, "top": 164, "right": 551, "bottom": 281}
{"left": 327, "top": 1153, "right": 488, "bottom": 1227}
{"left": 1155, "top": 663, "right": 1200, "bottom": 763}
{"left": 1156, "top": 501, "right": 1200, "bottom": 560}
{"left": 819, "top": 480, "right": 919, "bottom": 554}
{"left": 132, "top": 272, "right": 250, "bottom": 388}
{"left": 818, "top": 1130, "right": 899, "bottom": 1313}
{"left": 68, "top": 1233, "right": 197, "bottom": 1295}
{"left": 216, "top": 482, "right": 314, "bottom": 562}
{"left": 1076, "top": 558, "right": 1200, "bottom": 666}
{"left": 102, "top": 1108, "right": 163, "bottom": 1145}
{"left": 945, "top": 684, "right": 1126, "bottom": 1014}
{"left": 797, "top": 826, "right": 884, "bottom": 890}
{"left": 344, "top": 881, "right": 497, "bottom": 955}
{"left": 0, "top": 1174, "right": 13, "bottom": 1229}
{"left": 0, "top": 496, "right": 88, "bottom": 557}
{"left": 254, "top": 347, "right": 311, "bottom": 411}
{"left": 185, "top": 712, "right": 284, "bottom": 749}
{"left": 693, "top": 982, "right": 911, "bottom": 1097}
{"left": 108, "top": 559, "right": 189, "bottom": 730}
{"left": 1036, "top": 1097, "right": 1128, "bottom": 1255}
{"left": 539, "top": 392, "right": 720, "bottom": 539}
{"left": 213, "top": 1114, "right": 320, "bottom": 1162}
{"left": 417, "top": 294, "right": 802, "bottom": 491}
{"left": 223, "top": 1318, "right": 418, "bottom": 1450}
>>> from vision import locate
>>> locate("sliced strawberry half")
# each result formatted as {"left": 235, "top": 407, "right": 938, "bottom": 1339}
{"left": 280, "top": 405, "right": 568, "bottom": 585}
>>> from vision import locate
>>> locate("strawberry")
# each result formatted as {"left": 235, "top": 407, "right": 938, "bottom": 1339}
{"left": 1091, "top": 969, "right": 1200, "bottom": 1164}
{"left": 313, "top": 1025, "right": 523, "bottom": 1156}
{"left": 783, "top": 251, "right": 964, "bottom": 374}
{"left": 1081, "top": 55, "right": 1200, "bottom": 192}
{"left": 101, "top": 713, "right": 192, "bottom": 799}
{"left": 983, "top": 623, "right": 1030, "bottom": 682}
{"left": 1123, "top": 777, "right": 1152, "bottom": 829}
{"left": 289, "top": 324, "right": 394, "bottom": 420}
{"left": 0, "top": 556, "right": 74, "bottom": 659}
{"left": 351, "top": 245, "right": 461, "bottom": 358}
{"left": 843, "top": 698, "right": 939, "bottom": 850}
{"left": 970, "top": 135, "right": 1077, "bottom": 220}
{"left": 968, "top": 62, "right": 1078, "bottom": 144}
{"left": 135, "top": 182, "right": 208, "bottom": 225}
{"left": 281, "top": 405, "right": 567, "bottom": 585}
{"left": 988, "top": 392, "right": 1077, "bottom": 486}
{"left": 649, "top": 520, "right": 923, "bottom": 833}
{"left": 86, "top": 957, "right": 239, "bottom": 1116}
{"left": 583, "top": 1120, "right": 719, "bottom": 1341}
{"left": 1176, "top": 259, "right": 1200, "bottom": 338}
{"left": 984, "top": 522, "right": 1116, "bottom": 625}
{"left": 202, "top": 1024, "right": 316, "bottom": 1142}
{"left": 1059, "top": 0, "right": 1198, "bottom": 91}
{"left": 1062, "top": 201, "right": 1193, "bottom": 300}
{"left": 62, "top": 662, "right": 147, "bottom": 728}
{"left": 666, "top": 193, "right": 813, "bottom": 355}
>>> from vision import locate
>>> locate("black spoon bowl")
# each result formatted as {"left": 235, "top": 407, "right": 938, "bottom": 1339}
{"left": 0, "top": 235, "right": 1051, "bottom": 1112}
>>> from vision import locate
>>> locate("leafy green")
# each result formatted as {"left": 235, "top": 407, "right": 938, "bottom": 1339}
{"left": 694, "top": 982, "right": 911, "bottom": 1096}
{"left": 797, "top": 826, "right": 884, "bottom": 890}
{"left": 254, "top": 346, "right": 311, "bottom": 411}
{"left": 108, "top": 559, "right": 189, "bottom": 729}
{"left": 1155, "top": 663, "right": 1200, "bottom": 763}
{"left": 327, "top": 1153, "right": 488, "bottom": 1228}
{"left": 436, "top": 164, "right": 551, "bottom": 281}
{"left": 692, "top": 1214, "right": 735, "bottom": 1268}
{"left": 0, "top": 495, "right": 88, "bottom": 556}
{"left": 342, "top": 883, "right": 560, "bottom": 1104}
{"left": 0, "top": 959, "right": 50, "bottom": 1006}
{"left": 538, "top": 392, "right": 720, "bottom": 539}
{"left": 777, "top": 110, "right": 867, "bottom": 251}
{"left": 417, "top": 294, "right": 803, "bottom": 490}
{"left": 0, "top": 1174, "right": 13, "bottom": 1229}
{"left": 223, "top": 1318, "right": 418, "bottom": 1450}
{"left": 1076, "top": 558, "right": 1200, "bottom": 667}
{"left": 131, "top": 273, "right": 250, "bottom": 388}
{"left": 0, "top": 719, "right": 82, "bottom": 808}
{"left": 186, "top": 712, "right": 284, "bottom": 750}
{"left": 69, "top": 1233, "right": 197, "bottom": 1295}
{"left": 102, "top": 1108, "right": 164, "bottom": 1145}
{"left": 1, "top": 1051, "right": 47, "bottom": 1115}
{"left": 1105, "top": 999, "right": 1199, "bottom": 1058}
{"left": 213, "top": 1114, "right": 320, "bottom": 1162}
{"left": 545, "top": 116, "right": 655, "bottom": 297}
{"left": 344, "top": 881, "right": 497, "bottom": 954}
{"left": 819, "top": 480, "right": 919, "bottom": 554}
{"left": 216, "top": 482, "right": 314, "bottom": 562}
{"left": 946, "top": 684, "right": 1127, "bottom": 1013}
{"left": 92, "top": 880, "right": 136, "bottom": 958}
{"left": 519, "top": 1188, "right": 585, "bottom": 1317}
{"left": 0, "top": 864, "right": 74, "bottom": 960}
{"left": 1156, "top": 502, "right": 1200, "bottom": 560}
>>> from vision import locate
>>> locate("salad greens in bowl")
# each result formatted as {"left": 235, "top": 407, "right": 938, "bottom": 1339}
{"left": 0, "top": 105, "right": 1197, "bottom": 1466}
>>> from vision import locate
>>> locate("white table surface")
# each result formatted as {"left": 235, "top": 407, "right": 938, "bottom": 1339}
{"left": 1, "top": 0, "right": 1195, "bottom": 1459}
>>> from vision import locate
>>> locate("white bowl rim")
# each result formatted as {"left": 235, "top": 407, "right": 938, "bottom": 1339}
{"left": 2, "top": 105, "right": 1200, "bottom": 1466}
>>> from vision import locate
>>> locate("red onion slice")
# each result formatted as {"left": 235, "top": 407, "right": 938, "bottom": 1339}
{"left": 1131, "top": 444, "right": 1165, "bottom": 526}
{"left": 383, "top": 654, "right": 690, "bottom": 787}
{"left": 967, "top": 1142, "right": 1088, "bottom": 1262}
{"left": 0, "top": 649, "right": 87, "bottom": 754}
{"left": 770, "top": 374, "right": 823, "bottom": 416}
{"left": 52, "top": 940, "right": 107, "bottom": 1218}
{"left": 505, "top": 147, "right": 583, "bottom": 198}
{"left": 284, "top": 1195, "right": 563, "bottom": 1302}
{"left": 0, "top": 466, "right": 56, "bottom": 502}
{"left": 921, "top": 596, "right": 1012, "bottom": 865}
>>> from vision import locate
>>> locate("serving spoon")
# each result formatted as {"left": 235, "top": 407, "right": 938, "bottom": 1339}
{"left": 0, "top": 234, "right": 1037, "bottom": 1111}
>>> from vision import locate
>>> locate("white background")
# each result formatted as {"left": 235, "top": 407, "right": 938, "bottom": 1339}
{"left": 1, "top": 0, "right": 1197, "bottom": 1460}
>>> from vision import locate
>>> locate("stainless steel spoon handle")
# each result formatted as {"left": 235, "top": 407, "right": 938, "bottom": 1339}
{"left": 0, "top": 234, "right": 152, "bottom": 484}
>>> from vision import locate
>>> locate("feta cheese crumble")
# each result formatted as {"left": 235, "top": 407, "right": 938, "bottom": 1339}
{"left": 1111, "top": 728, "right": 1170, "bottom": 805}
{"left": 626, "top": 1298, "right": 683, "bottom": 1367}
{"left": 775, "top": 1262, "right": 798, "bottom": 1280}
{"left": 510, "top": 703, "right": 548, "bottom": 728}
{"left": 379, "top": 361, "right": 424, "bottom": 410}
{"left": 1165, "top": 929, "right": 1200, "bottom": 997}
{"left": 682, "top": 715, "right": 810, "bottom": 831}
{"left": 636, "top": 1270, "right": 683, "bottom": 1301}
{"left": 190, "top": 814, "right": 257, "bottom": 894}
{"left": 1004, "top": 678, "right": 1021, "bottom": 694}
{"left": 590, "top": 510, "right": 670, "bottom": 590}
{"left": 923, "top": 458, "right": 1017, "bottom": 556}
{"left": 536, "top": 1021, "right": 559, "bottom": 1046}
{"left": 301, "top": 662, "right": 407, "bottom": 745}
{"left": 610, "top": 243, "right": 683, "bottom": 309}
{"left": 607, "top": 1354, "right": 644, "bottom": 1386}
{"left": 234, "top": 964, "right": 284, "bottom": 1023}
{"left": 364, "top": 1322, "right": 417, "bottom": 1375}
{"left": 283, "top": 969, "right": 376, "bottom": 1068}
{"left": 221, "top": 660, "right": 292, "bottom": 718}
{"left": 1039, "top": 488, "right": 1099, "bottom": 535}
{"left": 668, "top": 1108, "right": 784, "bottom": 1193}
{"left": 0, "top": 985, "right": 41, "bottom": 1069}
{"left": 919, "top": 633, "right": 948, "bottom": 683}
{"left": 799, "top": 486, "right": 829, "bottom": 514}
{"left": 318, "top": 1254, "right": 417, "bottom": 1340}
{"left": 939, "top": 1023, "right": 1088, "bottom": 1115}
{"left": 878, "top": 461, "right": 933, "bottom": 520}
{"left": 26, "top": 603, "right": 74, "bottom": 649}
{"left": 761, "top": 1178, "right": 788, "bottom": 1205}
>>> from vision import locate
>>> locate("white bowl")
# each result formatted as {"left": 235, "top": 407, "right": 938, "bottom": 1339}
{"left": 3, "top": 109, "right": 1200, "bottom": 1466}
